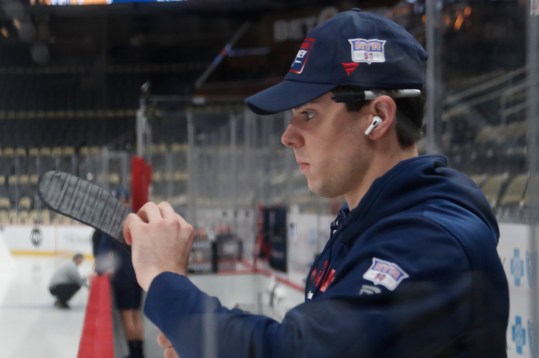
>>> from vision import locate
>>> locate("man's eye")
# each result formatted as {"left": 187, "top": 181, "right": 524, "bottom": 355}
{"left": 303, "top": 111, "right": 315, "bottom": 120}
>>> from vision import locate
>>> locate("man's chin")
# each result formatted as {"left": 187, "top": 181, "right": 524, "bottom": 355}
{"left": 307, "top": 182, "right": 325, "bottom": 198}
{"left": 307, "top": 183, "right": 341, "bottom": 200}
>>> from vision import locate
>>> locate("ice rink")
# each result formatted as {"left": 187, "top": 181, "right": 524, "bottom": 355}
{"left": 0, "top": 255, "right": 90, "bottom": 357}
{"left": 0, "top": 254, "right": 164, "bottom": 358}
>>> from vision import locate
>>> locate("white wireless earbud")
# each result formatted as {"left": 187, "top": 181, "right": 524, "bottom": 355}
{"left": 364, "top": 116, "right": 383, "bottom": 136}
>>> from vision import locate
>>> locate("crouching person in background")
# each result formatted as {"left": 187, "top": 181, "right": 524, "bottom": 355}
{"left": 49, "top": 253, "right": 87, "bottom": 309}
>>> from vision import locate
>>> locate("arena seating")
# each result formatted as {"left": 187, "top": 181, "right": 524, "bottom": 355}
{"left": 0, "top": 65, "right": 536, "bottom": 225}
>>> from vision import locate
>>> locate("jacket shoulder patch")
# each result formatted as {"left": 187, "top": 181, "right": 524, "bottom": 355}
{"left": 362, "top": 257, "right": 409, "bottom": 291}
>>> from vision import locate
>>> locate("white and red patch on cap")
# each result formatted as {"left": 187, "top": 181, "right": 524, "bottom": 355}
{"left": 290, "top": 38, "right": 316, "bottom": 74}
{"left": 348, "top": 38, "right": 386, "bottom": 64}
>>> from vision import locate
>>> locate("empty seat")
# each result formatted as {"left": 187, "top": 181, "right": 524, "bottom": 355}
{"left": 481, "top": 173, "right": 509, "bottom": 209}
{"left": 2, "top": 147, "right": 15, "bottom": 157}
{"left": 151, "top": 143, "right": 168, "bottom": 173}
{"left": 31, "top": 210, "right": 50, "bottom": 225}
{"left": 0, "top": 210, "right": 9, "bottom": 224}
{"left": 18, "top": 174, "right": 31, "bottom": 195}
{"left": 38, "top": 147, "right": 56, "bottom": 174}
{"left": 109, "top": 173, "right": 121, "bottom": 186}
{"left": 523, "top": 174, "right": 539, "bottom": 209}
{"left": 0, "top": 196, "right": 11, "bottom": 211}
{"left": 499, "top": 173, "right": 528, "bottom": 209}
{"left": 7, "top": 174, "right": 19, "bottom": 200}
{"left": 0, "top": 175, "right": 7, "bottom": 194}
{"left": 16, "top": 210, "right": 31, "bottom": 224}
{"left": 58, "top": 146, "right": 76, "bottom": 173}
{"left": 470, "top": 174, "right": 487, "bottom": 188}
{"left": 151, "top": 171, "right": 166, "bottom": 200}
{"left": 18, "top": 196, "right": 33, "bottom": 211}
{"left": 8, "top": 209, "right": 18, "bottom": 224}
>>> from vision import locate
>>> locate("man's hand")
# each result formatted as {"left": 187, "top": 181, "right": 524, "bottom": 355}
{"left": 157, "top": 332, "right": 180, "bottom": 358}
{"left": 123, "top": 201, "right": 195, "bottom": 291}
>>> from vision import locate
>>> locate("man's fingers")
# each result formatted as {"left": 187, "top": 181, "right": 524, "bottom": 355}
{"left": 158, "top": 202, "right": 194, "bottom": 242}
{"left": 175, "top": 211, "right": 193, "bottom": 231}
{"left": 164, "top": 346, "right": 179, "bottom": 358}
{"left": 157, "top": 333, "right": 179, "bottom": 358}
{"left": 137, "top": 202, "right": 164, "bottom": 223}
{"left": 123, "top": 202, "right": 174, "bottom": 245}
{"left": 122, "top": 213, "right": 142, "bottom": 245}
{"left": 124, "top": 199, "right": 193, "bottom": 288}
{"left": 158, "top": 201, "right": 176, "bottom": 219}
{"left": 157, "top": 332, "right": 171, "bottom": 347}
{"left": 123, "top": 202, "right": 162, "bottom": 245}
{"left": 158, "top": 202, "right": 191, "bottom": 232}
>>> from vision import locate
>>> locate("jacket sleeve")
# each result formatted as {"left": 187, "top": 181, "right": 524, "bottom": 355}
{"left": 145, "top": 269, "right": 469, "bottom": 358}
{"left": 144, "top": 215, "right": 506, "bottom": 358}
{"left": 145, "top": 272, "right": 383, "bottom": 358}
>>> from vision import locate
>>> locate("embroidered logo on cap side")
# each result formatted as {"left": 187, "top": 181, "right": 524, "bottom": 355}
{"left": 348, "top": 38, "right": 386, "bottom": 64}
{"left": 363, "top": 257, "right": 409, "bottom": 291}
{"left": 290, "top": 38, "right": 315, "bottom": 74}
{"left": 342, "top": 62, "right": 359, "bottom": 76}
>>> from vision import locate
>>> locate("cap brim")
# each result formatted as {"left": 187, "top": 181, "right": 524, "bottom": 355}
{"left": 245, "top": 80, "right": 336, "bottom": 115}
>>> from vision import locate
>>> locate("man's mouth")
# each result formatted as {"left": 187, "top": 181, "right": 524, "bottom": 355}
{"left": 298, "top": 162, "right": 310, "bottom": 172}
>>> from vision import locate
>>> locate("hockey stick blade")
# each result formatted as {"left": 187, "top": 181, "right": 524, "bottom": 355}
{"left": 37, "top": 171, "right": 131, "bottom": 246}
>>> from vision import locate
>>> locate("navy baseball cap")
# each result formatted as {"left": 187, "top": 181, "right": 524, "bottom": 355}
{"left": 245, "top": 9, "right": 427, "bottom": 115}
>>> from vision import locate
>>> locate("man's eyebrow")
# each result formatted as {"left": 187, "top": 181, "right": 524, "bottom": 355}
{"left": 307, "top": 97, "right": 323, "bottom": 105}
{"left": 292, "top": 97, "right": 322, "bottom": 111}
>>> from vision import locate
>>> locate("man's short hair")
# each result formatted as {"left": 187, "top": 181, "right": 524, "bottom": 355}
{"left": 331, "top": 86, "right": 425, "bottom": 148}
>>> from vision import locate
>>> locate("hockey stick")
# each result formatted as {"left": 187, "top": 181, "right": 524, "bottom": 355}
{"left": 37, "top": 171, "right": 131, "bottom": 246}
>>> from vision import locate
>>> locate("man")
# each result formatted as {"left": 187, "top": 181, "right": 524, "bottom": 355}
{"left": 49, "top": 253, "right": 87, "bottom": 309}
{"left": 123, "top": 9, "right": 509, "bottom": 357}
{"left": 95, "top": 187, "right": 145, "bottom": 358}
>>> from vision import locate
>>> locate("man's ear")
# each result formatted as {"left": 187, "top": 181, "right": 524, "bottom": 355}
{"left": 365, "top": 96, "right": 396, "bottom": 139}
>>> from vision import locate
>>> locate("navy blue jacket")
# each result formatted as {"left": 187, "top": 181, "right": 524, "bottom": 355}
{"left": 144, "top": 155, "right": 509, "bottom": 357}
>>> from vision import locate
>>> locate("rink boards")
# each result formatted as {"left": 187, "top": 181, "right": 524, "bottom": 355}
{"left": 0, "top": 222, "right": 536, "bottom": 357}
{"left": 1, "top": 224, "right": 94, "bottom": 257}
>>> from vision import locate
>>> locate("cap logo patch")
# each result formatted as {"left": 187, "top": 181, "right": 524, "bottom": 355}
{"left": 290, "top": 37, "right": 315, "bottom": 74}
{"left": 348, "top": 38, "right": 386, "bottom": 64}
{"left": 363, "top": 257, "right": 409, "bottom": 291}
{"left": 342, "top": 62, "right": 359, "bottom": 76}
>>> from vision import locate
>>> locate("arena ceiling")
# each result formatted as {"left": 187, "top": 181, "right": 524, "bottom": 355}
{"left": 0, "top": 0, "right": 403, "bottom": 101}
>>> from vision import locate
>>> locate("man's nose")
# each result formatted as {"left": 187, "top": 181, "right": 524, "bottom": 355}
{"left": 281, "top": 124, "right": 302, "bottom": 148}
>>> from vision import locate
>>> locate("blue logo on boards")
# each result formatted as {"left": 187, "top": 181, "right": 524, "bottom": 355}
{"left": 526, "top": 251, "right": 537, "bottom": 289}
{"left": 529, "top": 321, "right": 537, "bottom": 358}
{"left": 511, "top": 249, "right": 525, "bottom": 287}
{"left": 512, "top": 316, "right": 526, "bottom": 355}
